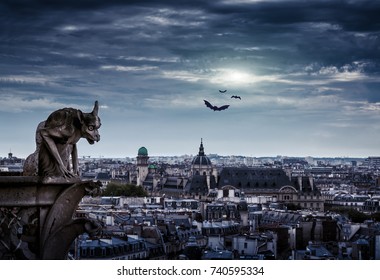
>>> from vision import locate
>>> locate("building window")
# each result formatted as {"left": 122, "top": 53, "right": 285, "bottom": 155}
{"left": 81, "top": 248, "right": 87, "bottom": 257}
{"left": 223, "top": 189, "right": 229, "bottom": 197}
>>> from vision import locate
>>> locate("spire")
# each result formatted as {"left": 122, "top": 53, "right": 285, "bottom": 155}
{"left": 198, "top": 138, "right": 205, "bottom": 156}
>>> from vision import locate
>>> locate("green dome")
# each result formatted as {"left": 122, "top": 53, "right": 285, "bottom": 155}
{"left": 138, "top": 146, "right": 148, "bottom": 156}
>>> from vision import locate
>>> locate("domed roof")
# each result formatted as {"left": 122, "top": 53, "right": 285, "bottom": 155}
{"left": 191, "top": 139, "right": 211, "bottom": 166}
{"left": 192, "top": 155, "right": 211, "bottom": 165}
{"left": 138, "top": 146, "right": 148, "bottom": 156}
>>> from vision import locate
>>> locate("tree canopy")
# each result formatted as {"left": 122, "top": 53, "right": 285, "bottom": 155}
{"left": 102, "top": 182, "right": 148, "bottom": 197}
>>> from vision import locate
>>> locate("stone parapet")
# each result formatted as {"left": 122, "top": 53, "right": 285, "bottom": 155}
{"left": 0, "top": 177, "right": 101, "bottom": 259}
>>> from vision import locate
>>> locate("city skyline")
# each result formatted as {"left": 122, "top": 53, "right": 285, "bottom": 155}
{"left": 1, "top": 1, "right": 380, "bottom": 159}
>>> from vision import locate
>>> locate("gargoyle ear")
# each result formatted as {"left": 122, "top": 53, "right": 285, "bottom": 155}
{"left": 77, "top": 110, "right": 85, "bottom": 124}
{"left": 92, "top": 100, "right": 99, "bottom": 116}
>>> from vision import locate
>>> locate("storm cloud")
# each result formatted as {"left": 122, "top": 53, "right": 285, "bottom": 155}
{"left": 1, "top": 0, "right": 379, "bottom": 158}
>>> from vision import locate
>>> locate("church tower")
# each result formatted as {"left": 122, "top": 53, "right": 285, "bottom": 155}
{"left": 136, "top": 146, "right": 149, "bottom": 186}
{"left": 191, "top": 139, "right": 213, "bottom": 189}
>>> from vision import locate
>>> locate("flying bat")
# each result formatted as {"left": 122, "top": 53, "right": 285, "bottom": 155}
{"left": 204, "top": 100, "right": 230, "bottom": 111}
{"left": 219, "top": 89, "right": 227, "bottom": 93}
{"left": 231, "top": 95, "right": 241, "bottom": 99}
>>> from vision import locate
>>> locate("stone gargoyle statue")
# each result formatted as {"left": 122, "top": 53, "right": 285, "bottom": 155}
{"left": 23, "top": 101, "right": 101, "bottom": 183}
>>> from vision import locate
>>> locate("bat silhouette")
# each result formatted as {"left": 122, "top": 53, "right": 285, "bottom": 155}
{"left": 219, "top": 89, "right": 227, "bottom": 93}
{"left": 231, "top": 95, "right": 241, "bottom": 99}
{"left": 204, "top": 100, "right": 230, "bottom": 111}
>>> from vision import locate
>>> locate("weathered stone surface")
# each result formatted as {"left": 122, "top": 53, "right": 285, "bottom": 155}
{"left": 1, "top": 101, "right": 103, "bottom": 259}
{"left": 0, "top": 177, "right": 101, "bottom": 259}
{"left": 23, "top": 101, "right": 101, "bottom": 183}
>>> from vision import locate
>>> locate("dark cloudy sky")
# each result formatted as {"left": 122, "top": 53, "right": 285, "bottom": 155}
{"left": 1, "top": 0, "right": 379, "bottom": 158}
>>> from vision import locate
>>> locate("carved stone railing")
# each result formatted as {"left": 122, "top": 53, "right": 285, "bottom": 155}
{"left": 0, "top": 175, "right": 101, "bottom": 259}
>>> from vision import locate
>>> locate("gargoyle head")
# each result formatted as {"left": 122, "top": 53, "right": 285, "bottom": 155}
{"left": 79, "top": 101, "right": 101, "bottom": 145}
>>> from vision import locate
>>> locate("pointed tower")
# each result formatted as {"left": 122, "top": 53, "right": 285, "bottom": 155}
{"left": 191, "top": 139, "right": 213, "bottom": 189}
{"left": 136, "top": 146, "right": 149, "bottom": 186}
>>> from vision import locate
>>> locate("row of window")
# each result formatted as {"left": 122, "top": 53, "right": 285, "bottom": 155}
{"left": 111, "top": 252, "right": 147, "bottom": 260}
{"left": 80, "top": 242, "right": 145, "bottom": 257}
{"left": 225, "top": 172, "right": 283, "bottom": 177}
